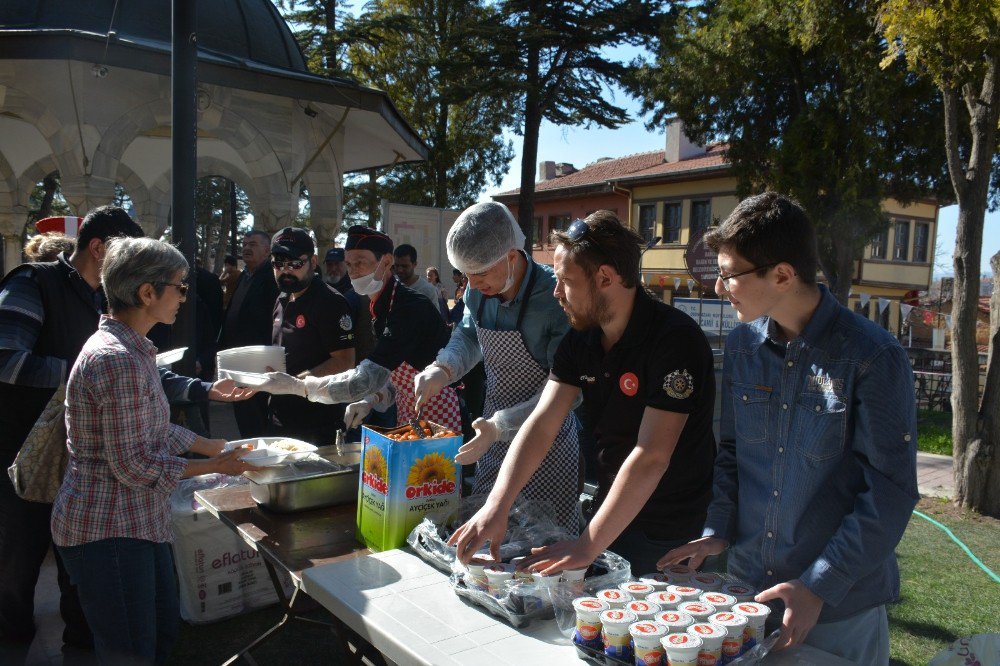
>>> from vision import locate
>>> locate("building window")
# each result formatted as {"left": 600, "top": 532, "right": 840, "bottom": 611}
{"left": 871, "top": 230, "right": 887, "bottom": 259}
{"left": 691, "top": 200, "right": 712, "bottom": 237}
{"left": 638, "top": 204, "right": 657, "bottom": 244}
{"left": 913, "top": 222, "right": 930, "bottom": 263}
{"left": 894, "top": 221, "right": 910, "bottom": 261}
{"left": 663, "top": 202, "right": 681, "bottom": 243}
{"left": 533, "top": 217, "right": 543, "bottom": 245}
{"left": 549, "top": 214, "right": 571, "bottom": 235}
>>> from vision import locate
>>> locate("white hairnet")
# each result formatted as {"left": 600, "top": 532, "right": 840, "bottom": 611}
{"left": 446, "top": 202, "right": 526, "bottom": 274}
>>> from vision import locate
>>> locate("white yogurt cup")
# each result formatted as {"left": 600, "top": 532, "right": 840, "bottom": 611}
{"left": 625, "top": 600, "right": 661, "bottom": 621}
{"left": 690, "top": 572, "right": 723, "bottom": 591}
{"left": 687, "top": 623, "right": 727, "bottom": 665}
{"left": 620, "top": 581, "right": 657, "bottom": 598}
{"left": 667, "top": 585, "right": 702, "bottom": 602}
{"left": 531, "top": 571, "right": 560, "bottom": 588}
{"left": 709, "top": 612, "right": 748, "bottom": 659}
{"left": 720, "top": 583, "right": 755, "bottom": 603}
{"left": 509, "top": 557, "right": 533, "bottom": 582}
{"left": 656, "top": 610, "right": 695, "bottom": 634}
{"left": 660, "top": 632, "right": 702, "bottom": 666}
{"left": 484, "top": 563, "right": 514, "bottom": 596}
{"left": 677, "top": 601, "right": 716, "bottom": 622}
{"left": 561, "top": 566, "right": 588, "bottom": 595}
{"left": 629, "top": 620, "right": 669, "bottom": 666}
{"left": 596, "top": 588, "right": 633, "bottom": 609}
{"left": 731, "top": 602, "right": 771, "bottom": 651}
{"left": 662, "top": 564, "right": 693, "bottom": 582}
{"left": 572, "top": 597, "right": 610, "bottom": 648}
{"left": 647, "top": 591, "right": 681, "bottom": 610}
{"left": 638, "top": 572, "right": 673, "bottom": 590}
{"left": 600, "top": 609, "right": 638, "bottom": 660}
{"left": 699, "top": 592, "right": 736, "bottom": 612}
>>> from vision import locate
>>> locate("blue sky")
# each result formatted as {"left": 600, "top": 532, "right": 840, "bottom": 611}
{"left": 481, "top": 113, "right": 1000, "bottom": 281}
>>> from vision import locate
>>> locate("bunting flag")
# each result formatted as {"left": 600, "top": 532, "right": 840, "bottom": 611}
{"left": 900, "top": 303, "right": 913, "bottom": 320}
{"left": 945, "top": 315, "right": 952, "bottom": 329}
{"left": 859, "top": 293, "right": 871, "bottom": 307}
{"left": 687, "top": 279, "right": 695, "bottom": 292}
{"left": 674, "top": 277, "right": 682, "bottom": 291}
{"left": 659, "top": 275, "right": 667, "bottom": 287}
{"left": 923, "top": 310, "right": 935, "bottom": 326}
{"left": 878, "top": 298, "right": 890, "bottom": 314}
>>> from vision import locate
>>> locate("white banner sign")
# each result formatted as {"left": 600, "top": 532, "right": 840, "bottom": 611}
{"left": 673, "top": 298, "right": 739, "bottom": 336}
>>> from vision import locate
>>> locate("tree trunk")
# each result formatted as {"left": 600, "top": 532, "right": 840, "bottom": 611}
{"left": 828, "top": 229, "right": 854, "bottom": 305}
{"left": 946, "top": 56, "right": 1000, "bottom": 516}
{"left": 516, "top": 32, "right": 541, "bottom": 251}
{"left": 434, "top": 101, "right": 450, "bottom": 208}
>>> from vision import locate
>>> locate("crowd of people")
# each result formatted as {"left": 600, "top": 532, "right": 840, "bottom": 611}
{"left": 0, "top": 194, "right": 917, "bottom": 665}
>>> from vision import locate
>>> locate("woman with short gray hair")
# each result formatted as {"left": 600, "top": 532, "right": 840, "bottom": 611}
{"left": 51, "top": 237, "right": 253, "bottom": 665}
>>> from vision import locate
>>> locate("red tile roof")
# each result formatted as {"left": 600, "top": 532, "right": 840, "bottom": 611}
{"left": 494, "top": 145, "right": 729, "bottom": 196}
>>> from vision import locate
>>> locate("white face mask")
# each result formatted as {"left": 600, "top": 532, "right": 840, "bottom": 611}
{"left": 500, "top": 254, "right": 516, "bottom": 294}
{"left": 351, "top": 260, "right": 386, "bottom": 295}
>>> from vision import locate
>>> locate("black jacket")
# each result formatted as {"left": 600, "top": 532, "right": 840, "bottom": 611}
{"left": 219, "top": 259, "right": 280, "bottom": 349}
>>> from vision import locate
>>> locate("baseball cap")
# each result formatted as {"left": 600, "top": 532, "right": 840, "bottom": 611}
{"left": 271, "top": 227, "right": 315, "bottom": 258}
{"left": 325, "top": 247, "right": 345, "bottom": 263}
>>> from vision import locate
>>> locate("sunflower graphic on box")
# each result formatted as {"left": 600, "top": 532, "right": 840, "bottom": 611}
{"left": 405, "top": 452, "right": 457, "bottom": 499}
{"left": 362, "top": 446, "right": 389, "bottom": 493}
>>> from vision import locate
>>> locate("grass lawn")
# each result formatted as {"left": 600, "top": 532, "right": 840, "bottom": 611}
{"left": 889, "top": 497, "right": 1000, "bottom": 664}
{"left": 917, "top": 409, "right": 953, "bottom": 455}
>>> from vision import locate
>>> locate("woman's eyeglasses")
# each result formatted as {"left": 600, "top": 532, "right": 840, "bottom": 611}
{"left": 273, "top": 258, "right": 308, "bottom": 270}
{"left": 157, "top": 282, "right": 189, "bottom": 296}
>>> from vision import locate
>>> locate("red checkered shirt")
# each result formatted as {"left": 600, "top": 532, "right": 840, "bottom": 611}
{"left": 51, "top": 316, "right": 194, "bottom": 546}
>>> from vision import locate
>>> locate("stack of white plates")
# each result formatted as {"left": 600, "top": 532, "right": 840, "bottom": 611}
{"left": 155, "top": 347, "right": 187, "bottom": 367}
{"left": 217, "top": 345, "right": 286, "bottom": 376}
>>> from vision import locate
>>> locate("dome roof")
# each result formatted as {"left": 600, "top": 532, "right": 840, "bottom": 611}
{"left": 1, "top": 0, "right": 307, "bottom": 73}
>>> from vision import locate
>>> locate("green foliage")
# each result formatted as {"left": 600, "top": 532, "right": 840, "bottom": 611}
{"left": 630, "top": 0, "right": 950, "bottom": 300}
{"left": 341, "top": 0, "right": 515, "bottom": 220}
{"left": 276, "top": 0, "right": 347, "bottom": 76}
{"left": 917, "top": 409, "right": 953, "bottom": 455}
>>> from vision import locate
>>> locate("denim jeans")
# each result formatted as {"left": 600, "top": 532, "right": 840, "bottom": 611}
{"left": 804, "top": 605, "right": 889, "bottom": 665}
{"left": 57, "top": 539, "right": 179, "bottom": 665}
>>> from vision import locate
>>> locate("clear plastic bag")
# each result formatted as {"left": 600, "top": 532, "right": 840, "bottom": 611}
{"left": 406, "top": 494, "right": 631, "bottom": 628}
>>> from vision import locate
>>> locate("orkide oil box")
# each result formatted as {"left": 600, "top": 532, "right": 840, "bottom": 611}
{"left": 356, "top": 422, "right": 463, "bottom": 552}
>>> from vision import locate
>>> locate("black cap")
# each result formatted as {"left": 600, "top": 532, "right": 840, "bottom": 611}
{"left": 325, "top": 247, "right": 345, "bottom": 263}
{"left": 345, "top": 225, "right": 393, "bottom": 256}
{"left": 271, "top": 227, "right": 315, "bottom": 258}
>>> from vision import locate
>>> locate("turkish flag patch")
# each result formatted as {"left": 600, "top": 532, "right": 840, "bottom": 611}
{"left": 619, "top": 372, "right": 639, "bottom": 397}
{"left": 295, "top": 314, "right": 306, "bottom": 328}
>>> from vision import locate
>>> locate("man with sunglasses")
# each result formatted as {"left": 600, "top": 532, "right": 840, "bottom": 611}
{"left": 659, "top": 193, "right": 917, "bottom": 663}
{"left": 413, "top": 202, "right": 581, "bottom": 531}
{"left": 266, "top": 227, "right": 355, "bottom": 443}
{"left": 449, "top": 211, "right": 716, "bottom": 575}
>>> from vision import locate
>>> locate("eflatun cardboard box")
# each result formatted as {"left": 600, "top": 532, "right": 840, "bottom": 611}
{"left": 356, "top": 423, "right": 463, "bottom": 552}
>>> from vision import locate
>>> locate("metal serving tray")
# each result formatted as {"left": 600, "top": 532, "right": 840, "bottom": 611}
{"left": 246, "top": 443, "right": 361, "bottom": 513}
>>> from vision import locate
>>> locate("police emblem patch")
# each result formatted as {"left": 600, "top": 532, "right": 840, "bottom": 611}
{"left": 339, "top": 314, "right": 353, "bottom": 331}
{"left": 664, "top": 369, "right": 694, "bottom": 399}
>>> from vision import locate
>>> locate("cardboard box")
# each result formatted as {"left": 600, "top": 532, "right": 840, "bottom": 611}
{"left": 357, "top": 423, "right": 463, "bottom": 552}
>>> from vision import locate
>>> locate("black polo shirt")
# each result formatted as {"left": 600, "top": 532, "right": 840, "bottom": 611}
{"left": 368, "top": 276, "right": 452, "bottom": 372}
{"left": 270, "top": 278, "right": 354, "bottom": 440}
{"left": 550, "top": 288, "right": 716, "bottom": 540}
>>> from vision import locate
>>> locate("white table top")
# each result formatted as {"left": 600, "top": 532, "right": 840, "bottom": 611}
{"left": 302, "top": 549, "right": 854, "bottom": 666}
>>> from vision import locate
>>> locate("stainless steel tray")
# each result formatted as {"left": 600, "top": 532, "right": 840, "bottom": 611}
{"left": 246, "top": 443, "right": 361, "bottom": 512}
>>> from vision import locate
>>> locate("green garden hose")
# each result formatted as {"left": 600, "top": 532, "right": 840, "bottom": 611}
{"left": 912, "top": 509, "right": 1000, "bottom": 584}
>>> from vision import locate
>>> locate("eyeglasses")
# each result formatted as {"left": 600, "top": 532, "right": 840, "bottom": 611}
{"left": 717, "top": 262, "right": 778, "bottom": 288}
{"left": 272, "top": 258, "right": 308, "bottom": 270}
{"left": 157, "top": 281, "right": 189, "bottom": 297}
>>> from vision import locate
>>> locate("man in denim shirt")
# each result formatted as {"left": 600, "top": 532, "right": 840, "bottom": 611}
{"left": 661, "top": 193, "right": 918, "bottom": 664}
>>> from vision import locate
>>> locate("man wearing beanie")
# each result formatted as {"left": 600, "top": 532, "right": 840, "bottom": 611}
{"left": 413, "top": 202, "right": 581, "bottom": 531}
{"left": 258, "top": 226, "right": 462, "bottom": 433}
{"left": 267, "top": 227, "right": 355, "bottom": 443}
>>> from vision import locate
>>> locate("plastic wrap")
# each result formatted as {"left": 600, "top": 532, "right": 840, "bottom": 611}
{"left": 406, "top": 495, "right": 631, "bottom": 628}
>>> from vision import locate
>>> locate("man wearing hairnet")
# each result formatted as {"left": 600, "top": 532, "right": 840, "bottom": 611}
{"left": 414, "top": 202, "right": 581, "bottom": 531}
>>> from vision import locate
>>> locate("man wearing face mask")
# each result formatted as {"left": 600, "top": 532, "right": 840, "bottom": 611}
{"left": 267, "top": 228, "right": 355, "bottom": 443}
{"left": 258, "top": 226, "right": 462, "bottom": 434}
{"left": 412, "top": 202, "right": 581, "bottom": 530}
